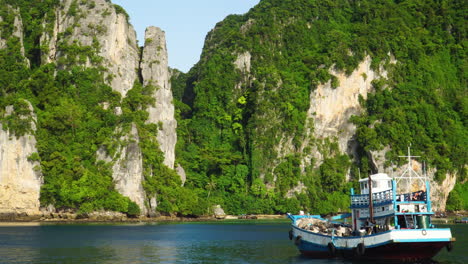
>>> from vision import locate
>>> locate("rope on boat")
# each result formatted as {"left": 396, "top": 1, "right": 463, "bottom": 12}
{"left": 294, "top": 235, "right": 302, "bottom": 246}
{"left": 327, "top": 242, "right": 336, "bottom": 257}
{"left": 446, "top": 242, "right": 453, "bottom": 252}
{"left": 354, "top": 243, "right": 365, "bottom": 257}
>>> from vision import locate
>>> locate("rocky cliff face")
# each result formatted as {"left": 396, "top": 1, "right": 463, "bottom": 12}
{"left": 0, "top": 8, "right": 39, "bottom": 216}
{"left": 0, "top": 5, "right": 29, "bottom": 66}
{"left": 97, "top": 124, "right": 146, "bottom": 215}
{"left": 0, "top": 102, "right": 42, "bottom": 216}
{"left": 141, "top": 26, "right": 177, "bottom": 170}
{"left": 369, "top": 149, "right": 457, "bottom": 211}
{"left": 0, "top": 1, "right": 179, "bottom": 216}
{"left": 299, "top": 56, "right": 390, "bottom": 169}
{"left": 40, "top": 0, "right": 147, "bottom": 214}
{"left": 41, "top": 0, "right": 140, "bottom": 97}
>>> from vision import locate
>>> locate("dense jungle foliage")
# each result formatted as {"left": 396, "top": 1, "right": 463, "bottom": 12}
{"left": 174, "top": 0, "right": 467, "bottom": 214}
{"left": 1, "top": 0, "right": 466, "bottom": 216}
{"left": 0, "top": 0, "right": 184, "bottom": 216}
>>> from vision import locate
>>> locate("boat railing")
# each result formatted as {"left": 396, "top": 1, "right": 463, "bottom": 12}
{"left": 350, "top": 189, "right": 393, "bottom": 208}
{"left": 396, "top": 190, "right": 426, "bottom": 202}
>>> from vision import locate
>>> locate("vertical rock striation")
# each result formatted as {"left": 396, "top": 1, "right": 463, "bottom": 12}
{"left": 141, "top": 26, "right": 177, "bottom": 170}
{"left": 300, "top": 56, "right": 388, "bottom": 168}
{"left": 368, "top": 148, "right": 457, "bottom": 211}
{"left": 0, "top": 102, "right": 42, "bottom": 216}
{"left": 97, "top": 124, "right": 147, "bottom": 215}
{"left": 41, "top": 0, "right": 139, "bottom": 97}
{"left": 0, "top": 7, "right": 38, "bottom": 216}
{"left": 0, "top": 5, "right": 29, "bottom": 66}
{"left": 41, "top": 0, "right": 147, "bottom": 214}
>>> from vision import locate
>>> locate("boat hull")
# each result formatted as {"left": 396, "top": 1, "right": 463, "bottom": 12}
{"left": 299, "top": 239, "right": 450, "bottom": 261}
{"left": 292, "top": 226, "right": 453, "bottom": 261}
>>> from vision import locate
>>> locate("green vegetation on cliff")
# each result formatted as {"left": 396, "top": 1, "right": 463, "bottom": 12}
{"left": 174, "top": 0, "right": 467, "bottom": 214}
{"left": 1, "top": 0, "right": 466, "bottom": 216}
{"left": 0, "top": 0, "right": 183, "bottom": 216}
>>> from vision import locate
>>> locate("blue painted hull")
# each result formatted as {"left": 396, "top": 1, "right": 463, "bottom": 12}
{"left": 295, "top": 233, "right": 451, "bottom": 261}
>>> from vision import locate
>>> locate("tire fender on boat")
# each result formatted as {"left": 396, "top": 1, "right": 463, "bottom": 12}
{"left": 294, "top": 235, "right": 302, "bottom": 246}
{"left": 288, "top": 230, "right": 293, "bottom": 240}
{"left": 354, "top": 243, "right": 365, "bottom": 256}
{"left": 327, "top": 242, "right": 336, "bottom": 256}
{"left": 446, "top": 242, "right": 453, "bottom": 252}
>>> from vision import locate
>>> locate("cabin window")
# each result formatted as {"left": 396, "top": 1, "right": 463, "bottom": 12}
{"left": 372, "top": 181, "right": 377, "bottom": 188}
{"left": 364, "top": 183, "right": 368, "bottom": 189}
{"left": 388, "top": 181, "right": 392, "bottom": 188}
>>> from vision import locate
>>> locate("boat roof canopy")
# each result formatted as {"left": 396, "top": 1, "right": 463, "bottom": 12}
{"left": 359, "top": 173, "right": 392, "bottom": 182}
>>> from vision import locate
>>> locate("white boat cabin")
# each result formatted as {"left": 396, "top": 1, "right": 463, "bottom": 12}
{"left": 350, "top": 169, "right": 432, "bottom": 235}
{"left": 358, "top": 173, "right": 392, "bottom": 194}
{"left": 351, "top": 173, "right": 395, "bottom": 234}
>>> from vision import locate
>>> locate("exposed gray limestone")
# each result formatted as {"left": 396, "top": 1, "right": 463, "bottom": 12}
{"left": 298, "top": 56, "right": 391, "bottom": 173}
{"left": 369, "top": 147, "right": 391, "bottom": 173}
{"left": 308, "top": 56, "right": 380, "bottom": 155}
{"left": 368, "top": 148, "right": 457, "bottom": 211}
{"left": 234, "top": 52, "right": 252, "bottom": 73}
{"left": 0, "top": 101, "right": 42, "bottom": 216}
{"left": 212, "top": 205, "right": 226, "bottom": 219}
{"left": 88, "top": 211, "right": 127, "bottom": 221}
{"left": 278, "top": 56, "right": 393, "bottom": 194}
{"left": 141, "top": 26, "right": 177, "bottom": 170}
{"left": 97, "top": 124, "right": 147, "bottom": 215}
{"left": 41, "top": 0, "right": 139, "bottom": 97}
{"left": 176, "top": 164, "right": 186, "bottom": 186}
{"left": 0, "top": 16, "right": 3, "bottom": 48}
{"left": 148, "top": 196, "right": 158, "bottom": 217}
{"left": 285, "top": 182, "right": 307, "bottom": 198}
{"left": 0, "top": 6, "right": 30, "bottom": 66}
{"left": 240, "top": 19, "right": 255, "bottom": 34}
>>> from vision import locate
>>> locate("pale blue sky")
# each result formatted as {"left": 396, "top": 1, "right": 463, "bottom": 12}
{"left": 112, "top": 0, "right": 260, "bottom": 72}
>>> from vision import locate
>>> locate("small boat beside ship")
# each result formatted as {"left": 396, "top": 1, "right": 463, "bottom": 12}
{"left": 287, "top": 148, "right": 455, "bottom": 261}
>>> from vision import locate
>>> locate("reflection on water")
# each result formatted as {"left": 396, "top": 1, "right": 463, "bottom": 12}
{"left": 0, "top": 222, "right": 466, "bottom": 264}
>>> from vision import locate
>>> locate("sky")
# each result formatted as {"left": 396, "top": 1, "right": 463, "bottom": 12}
{"left": 112, "top": 0, "right": 260, "bottom": 72}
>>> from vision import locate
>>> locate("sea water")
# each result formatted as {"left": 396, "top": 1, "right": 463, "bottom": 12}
{"left": 0, "top": 221, "right": 466, "bottom": 264}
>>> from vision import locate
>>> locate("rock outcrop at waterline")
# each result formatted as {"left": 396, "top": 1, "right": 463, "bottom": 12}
{"left": 0, "top": 102, "right": 43, "bottom": 217}
{"left": 1, "top": 0, "right": 179, "bottom": 216}
{"left": 97, "top": 124, "right": 147, "bottom": 215}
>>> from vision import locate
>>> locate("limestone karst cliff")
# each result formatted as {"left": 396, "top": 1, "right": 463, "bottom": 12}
{"left": 97, "top": 124, "right": 146, "bottom": 215}
{"left": 0, "top": 5, "right": 29, "bottom": 66}
{"left": 0, "top": 102, "right": 42, "bottom": 216}
{"left": 0, "top": 6, "right": 40, "bottom": 217}
{"left": 141, "top": 26, "right": 177, "bottom": 170}
{"left": 41, "top": 0, "right": 140, "bottom": 97}
{"left": 0, "top": 0, "right": 465, "bottom": 217}
{"left": 176, "top": 0, "right": 466, "bottom": 214}
{"left": 1, "top": 0, "right": 180, "bottom": 216}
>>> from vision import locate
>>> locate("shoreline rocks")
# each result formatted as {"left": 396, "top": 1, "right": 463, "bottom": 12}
{"left": 0, "top": 212, "right": 287, "bottom": 223}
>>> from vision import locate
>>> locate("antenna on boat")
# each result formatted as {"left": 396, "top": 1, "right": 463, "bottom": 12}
{"left": 368, "top": 174, "right": 374, "bottom": 224}
{"left": 394, "top": 145, "right": 427, "bottom": 193}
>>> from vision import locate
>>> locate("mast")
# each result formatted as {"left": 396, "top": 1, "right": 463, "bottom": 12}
{"left": 368, "top": 174, "right": 374, "bottom": 224}
{"left": 395, "top": 145, "right": 426, "bottom": 193}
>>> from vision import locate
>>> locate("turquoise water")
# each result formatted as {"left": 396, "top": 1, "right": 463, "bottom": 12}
{"left": 0, "top": 222, "right": 465, "bottom": 264}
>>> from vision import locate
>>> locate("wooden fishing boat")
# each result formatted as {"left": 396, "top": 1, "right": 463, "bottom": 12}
{"left": 287, "top": 148, "right": 455, "bottom": 261}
